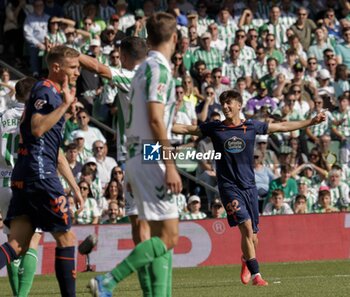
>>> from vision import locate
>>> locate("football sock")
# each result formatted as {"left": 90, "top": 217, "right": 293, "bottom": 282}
{"left": 55, "top": 246, "right": 76, "bottom": 297}
{"left": 246, "top": 258, "right": 259, "bottom": 275}
{"left": 18, "top": 248, "right": 38, "bottom": 297}
{"left": 137, "top": 265, "right": 152, "bottom": 297}
{"left": 108, "top": 237, "right": 167, "bottom": 291}
{"left": 252, "top": 273, "right": 261, "bottom": 279}
{"left": 150, "top": 251, "right": 171, "bottom": 297}
{"left": 7, "top": 258, "right": 21, "bottom": 296}
{"left": 0, "top": 242, "right": 18, "bottom": 269}
{"left": 166, "top": 250, "right": 173, "bottom": 297}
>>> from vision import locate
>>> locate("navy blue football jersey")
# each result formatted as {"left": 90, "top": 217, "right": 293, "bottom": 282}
{"left": 13, "top": 80, "right": 65, "bottom": 181}
{"left": 200, "top": 119, "right": 268, "bottom": 189}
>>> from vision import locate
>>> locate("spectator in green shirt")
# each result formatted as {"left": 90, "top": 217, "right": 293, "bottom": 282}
{"left": 265, "top": 33, "right": 284, "bottom": 65}
{"left": 260, "top": 57, "right": 279, "bottom": 96}
{"left": 267, "top": 164, "right": 298, "bottom": 207}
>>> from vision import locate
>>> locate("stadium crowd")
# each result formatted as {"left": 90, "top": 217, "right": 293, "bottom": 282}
{"left": 1, "top": 0, "right": 350, "bottom": 225}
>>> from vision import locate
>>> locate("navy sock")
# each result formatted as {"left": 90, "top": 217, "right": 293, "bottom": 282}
{"left": 246, "top": 258, "right": 259, "bottom": 275}
{"left": 55, "top": 246, "right": 76, "bottom": 297}
{"left": 0, "top": 242, "right": 18, "bottom": 269}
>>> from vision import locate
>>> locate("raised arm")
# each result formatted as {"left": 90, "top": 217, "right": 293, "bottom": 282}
{"left": 31, "top": 76, "right": 75, "bottom": 137}
{"left": 0, "top": 82, "right": 15, "bottom": 98}
{"left": 58, "top": 17, "right": 76, "bottom": 27}
{"left": 267, "top": 111, "right": 326, "bottom": 134}
{"left": 79, "top": 53, "right": 112, "bottom": 80}
{"left": 76, "top": 28, "right": 91, "bottom": 40}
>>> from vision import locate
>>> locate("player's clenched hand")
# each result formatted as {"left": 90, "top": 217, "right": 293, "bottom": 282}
{"left": 166, "top": 166, "right": 182, "bottom": 194}
{"left": 74, "top": 188, "right": 85, "bottom": 214}
{"left": 62, "top": 75, "right": 76, "bottom": 106}
{"left": 311, "top": 110, "right": 327, "bottom": 125}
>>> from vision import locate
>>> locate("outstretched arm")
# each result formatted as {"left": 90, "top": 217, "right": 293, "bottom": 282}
{"left": 172, "top": 123, "right": 202, "bottom": 137}
{"left": 267, "top": 111, "right": 326, "bottom": 134}
{"left": 79, "top": 54, "right": 112, "bottom": 80}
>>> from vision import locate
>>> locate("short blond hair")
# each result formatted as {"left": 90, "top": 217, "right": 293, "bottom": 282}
{"left": 46, "top": 45, "right": 80, "bottom": 67}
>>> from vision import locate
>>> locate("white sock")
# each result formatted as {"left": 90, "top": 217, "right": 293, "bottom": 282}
{"left": 252, "top": 273, "right": 261, "bottom": 279}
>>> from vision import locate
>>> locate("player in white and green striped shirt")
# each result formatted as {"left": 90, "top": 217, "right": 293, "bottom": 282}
{"left": 80, "top": 38, "right": 153, "bottom": 294}
{"left": 88, "top": 13, "right": 181, "bottom": 297}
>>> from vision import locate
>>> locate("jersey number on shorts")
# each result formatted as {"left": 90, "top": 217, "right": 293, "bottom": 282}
{"left": 51, "top": 195, "right": 69, "bottom": 225}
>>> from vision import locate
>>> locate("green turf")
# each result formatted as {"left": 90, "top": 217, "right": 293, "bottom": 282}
{"left": 1, "top": 260, "right": 350, "bottom": 296}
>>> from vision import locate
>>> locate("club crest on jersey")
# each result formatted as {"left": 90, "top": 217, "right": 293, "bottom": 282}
{"left": 34, "top": 99, "right": 47, "bottom": 110}
{"left": 224, "top": 136, "right": 246, "bottom": 153}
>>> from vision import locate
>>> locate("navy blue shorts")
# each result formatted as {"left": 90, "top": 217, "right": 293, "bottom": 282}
{"left": 219, "top": 184, "right": 259, "bottom": 233}
{"left": 5, "top": 177, "right": 71, "bottom": 232}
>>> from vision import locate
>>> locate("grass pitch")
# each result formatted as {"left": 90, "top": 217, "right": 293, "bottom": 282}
{"left": 1, "top": 260, "right": 350, "bottom": 296}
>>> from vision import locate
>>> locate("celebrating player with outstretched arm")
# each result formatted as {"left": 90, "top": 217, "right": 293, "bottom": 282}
{"left": 172, "top": 90, "right": 326, "bottom": 286}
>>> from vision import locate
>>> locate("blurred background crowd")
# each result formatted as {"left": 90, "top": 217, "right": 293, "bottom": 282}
{"left": 1, "top": 0, "right": 350, "bottom": 227}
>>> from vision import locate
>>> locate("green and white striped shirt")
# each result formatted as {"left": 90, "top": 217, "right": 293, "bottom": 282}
{"left": 266, "top": 22, "right": 288, "bottom": 49}
{"left": 193, "top": 47, "right": 223, "bottom": 70}
{"left": 307, "top": 109, "right": 333, "bottom": 137}
{"left": 218, "top": 22, "right": 237, "bottom": 49}
{"left": 180, "top": 211, "right": 207, "bottom": 220}
{"left": 77, "top": 148, "right": 93, "bottom": 164}
{"left": 126, "top": 50, "right": 176, "bottom": 157}
{"left": 198, "top": 16, "right": 214, "bottom": 34}
{"left": 280, "top": 12, "right": 297, "bottom": 27}
{"left": 250, "top": 58, "right": 268, "bottom": 81}
{"left": 109, "top": 66, "right": 135, "bottom": 161}
{"left": 292, "top": 190, "right": 317, "bottom": 213}
{"left": 75, "top": 198, "right": 100, "bottom": 224}
{"left": 328, "top": 182, "right": 350, "bottom": 207}
{"left": 332, "top": 108, "right": 350, "bottom": 137}
{"left": 46, "top": 30, "right": 67, "bottom": 45}
{"left": 222, "top": 60, "right": 251, "bottom": 88}
{"left": 173, "top": 193, "right": 187, "bottom": 215}
{"left": 0, "top": 103, "right": 23, "bottom": 188}
{"left": 239, "top": 45, "right": 256, "bottom": 64}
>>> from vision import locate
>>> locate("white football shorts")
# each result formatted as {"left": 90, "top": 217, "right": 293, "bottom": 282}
{"left": 125, "top": 155, "right": 179, "bottom": 221}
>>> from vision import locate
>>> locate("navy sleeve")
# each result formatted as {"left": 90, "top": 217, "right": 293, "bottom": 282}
{"left": 252, "top": 120, "right": 269, "bottom": 135}
{"left": 30, "top": 86, "right": 55, "bottom": 116}
{"left": 199, "top": 120, "right": 220, "bottom": 138}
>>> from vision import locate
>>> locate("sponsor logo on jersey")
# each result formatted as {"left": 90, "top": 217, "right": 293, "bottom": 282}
{"left": 224, "top": 136, "right": 246, "bottom": 153}
{"left": 34, "top": 99, "right": 47, "bottom": 110}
